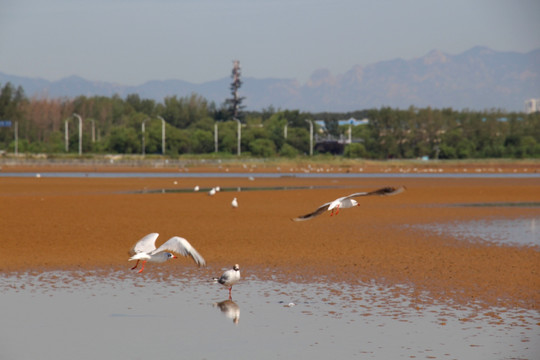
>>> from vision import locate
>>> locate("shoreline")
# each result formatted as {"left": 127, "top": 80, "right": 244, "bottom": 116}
{"left": 1, "top": 157, "right": 539, "bottom": 174}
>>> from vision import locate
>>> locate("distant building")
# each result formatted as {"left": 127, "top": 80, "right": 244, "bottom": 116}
{"left": 314, "top": 117, "right": 369, "bottom": 131}
{"left": 338, "top": 117, "right": 369, "bottom": 126}
{"left": 525, "top": 98, "right": 540, "bottom": 114}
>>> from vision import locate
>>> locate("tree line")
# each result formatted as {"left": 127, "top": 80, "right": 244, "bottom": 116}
{"left": 0, "top": 82, "right": 538, "bottom": 159}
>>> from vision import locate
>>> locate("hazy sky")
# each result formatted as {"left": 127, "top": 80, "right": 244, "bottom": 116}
{"left": 1, "top": 0, "right": 539, "bottom": 85}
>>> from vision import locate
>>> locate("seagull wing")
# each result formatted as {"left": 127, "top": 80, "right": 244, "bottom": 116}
{"left": 292, "top": 202, "right": 332, "bottom": 222}
{"left": 151, "top": 236, "right": 206, "bottom": 267}
{"left": 218, "top": 270, "right": 232, "bottom": 284}
{"left": 129, "top": 233, "right": 159, "bottom": 255}
{"left": 342, "top": 186, "right": 405, "bottom": 201}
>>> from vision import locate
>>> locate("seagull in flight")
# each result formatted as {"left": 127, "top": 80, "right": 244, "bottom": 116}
{"left": 213, "top": 264, "right": 241, "bottom": 299}
{"left": 292, "top": 186, "right": 405, "bottom": 221}
{"left": 128, "top": 233, "right": 206, "bottom": 273}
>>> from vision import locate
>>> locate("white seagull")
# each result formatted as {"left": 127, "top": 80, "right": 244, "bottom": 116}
{"left": 194, "top": 185, "right": 200, "bottom": 192}
{"left": 213, "top": 264, "right": 241, "bottom": 298}
{"left": 128, "top": 233, "right": 206, "bottom": 273}
{"left": 231, "top": 197, "right": 238, "bottom": 208}
{"left": 208, "top": 187, "right": 216, "bottom": 196}
{"left": 292, "top": 186, "right": 405, "bottom": 221}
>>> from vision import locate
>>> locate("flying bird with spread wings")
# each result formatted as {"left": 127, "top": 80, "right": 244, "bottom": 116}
{"left": 292, "top": 186, "right": 405, "bottom": 221}
{"left": 128, "top": 233, "right": 206, "bottom": 273}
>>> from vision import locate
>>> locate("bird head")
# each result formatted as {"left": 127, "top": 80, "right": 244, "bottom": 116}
{"left": 233, "top": 264, "right": 240, "bottom": 271}
{"left": 166, "top": 253, "right": 178, "bottom": 260}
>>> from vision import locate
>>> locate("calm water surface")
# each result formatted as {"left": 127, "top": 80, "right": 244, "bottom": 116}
{"left": 1, "top": 269, "right": 538, "bottom": 360}
{"left": 414, "top": 217, "right": 540, "bottom": 247}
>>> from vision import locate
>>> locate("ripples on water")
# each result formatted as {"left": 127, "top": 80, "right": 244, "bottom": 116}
{"left": 1, "top": 270, "right": 538, "bottom": 360}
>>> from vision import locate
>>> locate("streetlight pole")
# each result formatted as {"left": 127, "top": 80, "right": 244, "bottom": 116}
{"left": 214, "top": 122, "right": 218, "bottom": 153}
{"left": 157, "top": 116, "right": 166, "bottom": 155}
{"left": 14, "top": 121, "right": 18, "bottom": 155}
{"left": 141, "top": 118, "right": 149, "bottom": 156}
{"left": 73, "top": 113, "right": 82, "bottom": 156}
{"left": 65, "top": 120, "right": 69, "bottom": 152}
{"left": 90, "top": 119, "right": 95, "bottom": 143}
{"left": 235, "top": 118, "right": 241, "bottom": 156}
{"left": 305, "top": 119, "right": 313, "bottom": 156}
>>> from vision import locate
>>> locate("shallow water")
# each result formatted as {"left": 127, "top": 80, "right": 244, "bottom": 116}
{"left": 415, "top": 217, "right": 540, "bottom": 247}
{"left": 1, "top": 270, "right": 538, "bottom": 360}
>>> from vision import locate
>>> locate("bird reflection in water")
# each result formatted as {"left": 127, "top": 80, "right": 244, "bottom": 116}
{"left": 214, "top": 299, "right": 240, "bottom": 324}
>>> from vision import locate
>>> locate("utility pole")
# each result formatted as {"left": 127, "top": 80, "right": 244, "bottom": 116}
{"left": 157, "top": 116, "right": 166, "bottom": 155}
{"left": 235, "top": 118, "right": 241, "bottom": 156}
{"left": 73, "top": 113, "right": 82, "bottom": 156}
{"left": 214, "top": 122, "right": 218, "bottom": 153}
{"left": 65, "top": 120, "right": 69, "bottom": 152}
{"left": 142, "top": 118, "right": 149, "bottom": 156}
{"left": 305, "top": 119, "right": 313, "bottom": 156}
{"left": 90, "top": 119, "right": 95, "bottom": 143}
{"left": 14, "top": 121, "right": 18, "bottom": 155}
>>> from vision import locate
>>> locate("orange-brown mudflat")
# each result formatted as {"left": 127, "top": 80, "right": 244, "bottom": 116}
{"left": 1, "top": 164, "right": 539, "bottom": 312}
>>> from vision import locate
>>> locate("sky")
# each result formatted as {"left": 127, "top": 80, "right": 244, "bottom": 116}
{"left": 1, "top": 0, "right": 539, "bottom": 86}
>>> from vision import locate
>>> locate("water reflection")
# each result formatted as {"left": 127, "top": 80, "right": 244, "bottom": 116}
{"left": 214, "top": 299, "right": 240, "bottom": 324}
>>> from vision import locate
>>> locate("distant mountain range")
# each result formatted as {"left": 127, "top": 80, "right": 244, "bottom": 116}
{"left": 1, "top": 46, "right": 539, "bottom": 112}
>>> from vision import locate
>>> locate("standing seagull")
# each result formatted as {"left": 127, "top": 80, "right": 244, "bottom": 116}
{"left": 128, "top": 233, "right": 206, "bottom": 273}
{"left": 231, "top": 197, "right": 238, "bottom": 209}
{"left": 213, "top": 264, "right": 240, "bottom": 299}
{"left": 292, "top": 186, "right": 405, "bottom": 221}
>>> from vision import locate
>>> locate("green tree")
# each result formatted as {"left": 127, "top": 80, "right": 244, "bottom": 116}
{"left": 108, "top": 126, "right": 139, "bottom": 153}
{"left": 249, "top": 138, "right": 276, "bottom": 157}
{"left": 344, "top": 143, "right": 367, "bottom": 158}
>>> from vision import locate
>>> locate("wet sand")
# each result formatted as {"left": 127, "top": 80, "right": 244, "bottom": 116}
{"left": 1, "top": 166, "right": 539, "bottom": 312}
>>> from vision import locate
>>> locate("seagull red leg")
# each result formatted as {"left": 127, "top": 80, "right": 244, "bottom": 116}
{"left": 138, "top": 260, "right": 147, "bottom": 273}
{"left": 130, "top": 260, "right": 139, "bottom": 270}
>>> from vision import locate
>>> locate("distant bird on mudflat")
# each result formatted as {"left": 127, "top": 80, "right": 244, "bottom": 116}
{"left": 213, "top": 264, "right": 240, "bottom": 299}
{"left": 128, "top": 233, "right": 206, "bottom": 273}
{"left": 208, "top": 187, "right": 216, "bottom": 196}
{"left": 231, "top": 197, "right": 238, "bottom": 208}
{"left": 292, "top": 186, "right": 405, "bottom": 221}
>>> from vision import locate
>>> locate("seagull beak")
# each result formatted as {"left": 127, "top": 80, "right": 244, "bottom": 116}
{"left": 172, "top": 255, "right": 178, "bottom": 259}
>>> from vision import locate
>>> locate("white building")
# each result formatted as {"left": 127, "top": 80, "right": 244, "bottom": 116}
{"left": 525, "top": 98, "right": 540, "bottom": 114}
